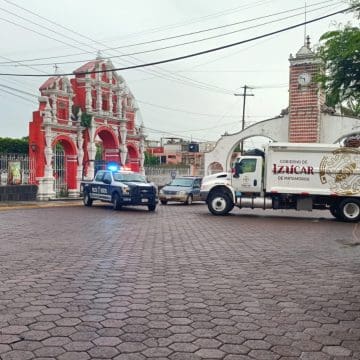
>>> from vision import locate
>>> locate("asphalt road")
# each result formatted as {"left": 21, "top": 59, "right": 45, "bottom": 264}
{"left": 0, "top": 202, "right": 359, "bottom": 359}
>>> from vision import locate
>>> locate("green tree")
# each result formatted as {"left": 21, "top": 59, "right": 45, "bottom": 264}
{"left": 144, "top": 152, "right": 159, "bottom": 166}
{"left": 316, "top": 1, "right": 360, "bottom": 116}
{"left": 0, "top": 137, "right": 29, "bottom": 153}
{"left": 317, "top": 25, "right": 360, "bottom": 116}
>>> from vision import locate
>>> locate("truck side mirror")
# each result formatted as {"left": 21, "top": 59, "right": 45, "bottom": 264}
{"left": 234, "top": 163, "right": 242, "bottom": 178}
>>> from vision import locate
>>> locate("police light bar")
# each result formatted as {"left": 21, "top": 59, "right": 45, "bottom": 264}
{"left": 107, "top": 162, "right": 119, "bottom": 172}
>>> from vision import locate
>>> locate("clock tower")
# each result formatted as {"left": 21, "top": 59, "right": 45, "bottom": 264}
{"left": 288, "top": 36, "right": 325, "bottom": 142}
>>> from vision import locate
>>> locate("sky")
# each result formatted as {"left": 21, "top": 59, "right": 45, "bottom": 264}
{"left": 0, "top": 0, "right": 357, "bottom": 146}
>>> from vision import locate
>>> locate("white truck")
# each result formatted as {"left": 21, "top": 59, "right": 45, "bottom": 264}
{"left": 200, "top": 143, "right": 360, "bottom": 222}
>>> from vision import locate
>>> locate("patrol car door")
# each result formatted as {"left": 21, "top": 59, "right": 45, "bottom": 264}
{"left": 232, "top": 157, "right": 262, "bottom": 193}
{"left": 92, "top": 171, "right": 105, "bottom": 199}
{"left": 98, "top": 171, "right": 112, "bottom": 201}
{"left": 193, "top": 179, "right": 201, "bottom": 201}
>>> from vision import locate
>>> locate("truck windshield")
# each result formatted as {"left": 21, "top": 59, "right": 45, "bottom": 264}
{"left": 113, "top": 173, "right": 146, "bottom": 182}
{"left": 170, "top": 178, "right": 193, "bottom": 187}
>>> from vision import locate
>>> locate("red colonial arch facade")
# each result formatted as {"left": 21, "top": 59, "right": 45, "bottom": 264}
{"left": 29, "top": 57, "right": 145, "bottom": 199}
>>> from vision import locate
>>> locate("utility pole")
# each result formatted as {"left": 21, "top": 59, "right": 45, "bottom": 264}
{"left": 234, "top": 85, "right": 254, "bottom": 154}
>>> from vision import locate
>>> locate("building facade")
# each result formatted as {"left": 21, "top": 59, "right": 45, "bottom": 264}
{"left": 29, "top": 57, "right": 145, "bottom": 199}
{"left": 145, "top": 139, "right": 216, "bottom": 176}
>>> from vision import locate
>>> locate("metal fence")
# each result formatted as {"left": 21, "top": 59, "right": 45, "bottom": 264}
{"left": 0, "top": 153, "right": 194, "bottom": 193}
{"left": 144, "top": 165, "right": 191, "bottom": 187}
{"left": 53, "top": 148, "right": 68, "bottom": 197}
{"left": 0, "top": 153, "right": 35, "bottom": 185}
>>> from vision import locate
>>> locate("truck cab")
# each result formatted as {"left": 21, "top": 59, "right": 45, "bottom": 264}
{"left": 232, "top": 155, "right": 263, "bottom": 194}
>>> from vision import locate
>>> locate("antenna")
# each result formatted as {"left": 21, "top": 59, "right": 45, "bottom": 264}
{"left": 304, "top": 1, "right": 307, "bottom": 46}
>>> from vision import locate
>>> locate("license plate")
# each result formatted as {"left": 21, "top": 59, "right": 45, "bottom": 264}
{"left": 141, "top": 198, "right": 148, "bottom": 203}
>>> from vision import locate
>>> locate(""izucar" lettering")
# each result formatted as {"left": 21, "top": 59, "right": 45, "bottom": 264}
{"left": 273, "top": 164, "right": 314, "bottom": 175}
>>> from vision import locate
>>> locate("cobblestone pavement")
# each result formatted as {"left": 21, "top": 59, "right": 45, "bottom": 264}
{"left": 0, "top": 202, "right": 359, "bottom": 359}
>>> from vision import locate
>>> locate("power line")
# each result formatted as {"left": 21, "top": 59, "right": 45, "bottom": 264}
{"left": 0, "top": 6, "right": 93, "bottom": 52}
{"left": 0, "top": 16, "right": 94, "bottom": 54}
{"left": 0, "top": 88, "right": 36, "bottom": 104}
{"left": 103, "top": 0, "right": 272, "bottom": 42}
{"left": 0, "top": 80, "right": 277, "bottom": 130}
{"left": 0, "top": 83, "right": 37, "bottom": 98}
{"left": 0, "top": 7, "right": 352, "bottom": 78}
{"left": 0, "top": 0, "right": 338, "bottom": 65}
{"left": 88, "top": 0, "right": 338, "bottom": 51}
{"left": 0, "top": 55, "right": 48, "bottom": 75}
{"left": 2, "top": 0, "right": 269, "bottom": 40}
{"left": 0, "top": 26, "right": 233, "bottom": 96}
{"left": 0, "top": 0, "right": 259, "bottom": 97}
{"left": 0, "top": 0, "right": 336, "bottom": 98}
{"left": 0, "top": 0, "right": 271, "bottom": 61}
{"left": 144, "top": 126, "right": 211, "bottom": 142}
{"left": 0, "top": 2, "right": 235, "bottom": 96}
{"left": 174, "top": 120, "right": 241, "bottom": 133}
{"left": 2, "top": 3, "right": 340, "bottom": 67}
{"left": 137, "top": 99, "right": 242, "bottom": 117}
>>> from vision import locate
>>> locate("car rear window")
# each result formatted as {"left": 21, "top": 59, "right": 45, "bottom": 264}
{"left": 170, "top": 178, "right": 194, "bottom": 187}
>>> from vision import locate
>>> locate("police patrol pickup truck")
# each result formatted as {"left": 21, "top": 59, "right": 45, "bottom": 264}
{"left": 80, "top": 170, "right": 158, "bottom": 211}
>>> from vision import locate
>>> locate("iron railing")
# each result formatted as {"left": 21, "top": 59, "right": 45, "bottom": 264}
{"left": 0, "top": 153, "right": 35, "bottom": 185}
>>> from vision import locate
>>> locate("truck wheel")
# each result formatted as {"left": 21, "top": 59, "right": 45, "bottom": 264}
{"left": 148, "top": 204, "right": 156, "bottom": 212}
{"left": 112, "top": 193, "right": 122, "bottom": 210}
{"left": 339, "top": 198, "right": 360, "bottom": 222}
{"left": 208, "top": 191, "right": 233, "bottom": 216}
{"left": 160, "top": 200, "right": 167, "bottom": 205}
{"left": 83, "top": 191, "right": 93, "bottom": 207}
{"left": 185, "top": 195, "right": 193, "bottom": 205}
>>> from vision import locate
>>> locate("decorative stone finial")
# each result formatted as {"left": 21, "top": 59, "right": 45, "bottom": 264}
{"left": 306, "top": 35, "right": 311, "bottom": 49}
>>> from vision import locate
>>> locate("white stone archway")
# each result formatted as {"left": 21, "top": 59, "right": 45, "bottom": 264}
{"left": 204, "top": 113, "right": 360, "bottom": 175}
{"left": 204, "top": 115, "right": 289, "bottom": 174}
{"left": 320, "top": 114, "right": 360, "bottom": 143}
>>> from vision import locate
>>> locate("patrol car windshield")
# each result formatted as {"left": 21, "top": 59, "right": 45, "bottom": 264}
{"left": 113, "top": 173, "right": 146, "bottom": 183}
{"left": 169, "top": 178, "right": 193, "bottom": 187}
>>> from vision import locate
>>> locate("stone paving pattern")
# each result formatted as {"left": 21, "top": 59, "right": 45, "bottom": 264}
{"left": 0, "top": 203, "right": 359, "bottom": 359}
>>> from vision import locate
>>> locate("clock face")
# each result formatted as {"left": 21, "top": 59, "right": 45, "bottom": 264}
{"left": 298, "top": 72, "right": 311, "bottom": 86}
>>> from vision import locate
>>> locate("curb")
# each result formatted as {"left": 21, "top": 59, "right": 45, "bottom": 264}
{"left": 0, "top": 200, "right": 83, "bottom": 211}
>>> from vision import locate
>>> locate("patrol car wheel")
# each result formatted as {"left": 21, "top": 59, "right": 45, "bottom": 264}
{"left": 148, "top": 204, "right": 156, "bottom": 212}
{"left": 339, "top": 198, "right": 360, "bottom": 222}
{"left": 160, "top": 200, "right": 167, "bottom": 205}
{"left": 83, "top": 192, "right": 93, "bottom": 207}
{"left": 112, "top": 193, "right": 122, "bottom": 210}
{"left": 208, "top": 191, "right": 233, "bottom": 216}
{"left": 185, "top": 195, "right": 193, "bottom": 205}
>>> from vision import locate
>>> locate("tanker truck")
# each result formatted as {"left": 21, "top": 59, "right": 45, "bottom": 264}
{"left": 200, "top": 143, "right": 360, "bottom": 222}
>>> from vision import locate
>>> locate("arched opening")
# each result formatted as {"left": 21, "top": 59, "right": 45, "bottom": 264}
{"left": 208, "top": 162, "right": 224, "bottom": 174}
{"left": 204, "top": 116, "right": 288, "bottom": 175}
{"left": 94, "top": 126, "right": 120, "bottom": 170}
{"left": 225, "top": 135, "right": 273, "bottom": 172}
{"left": 335, "top": 133, "right": 360, "bottom": 147}
{"left": 127, "top": 145, "right": 139, "bottom": 172}
{"left": 52, "top": 136, "right": 77, "bottom": 197}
